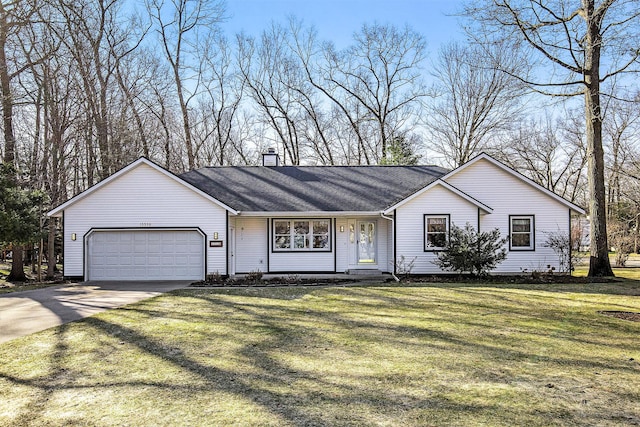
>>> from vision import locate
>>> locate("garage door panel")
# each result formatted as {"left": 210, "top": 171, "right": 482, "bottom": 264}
{"left": 88, "top": 230, "right": 204, "bottom": 281}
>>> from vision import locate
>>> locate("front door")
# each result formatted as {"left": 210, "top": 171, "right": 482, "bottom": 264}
{"left": 357, "top": 220, "right": 377, "bottom": 265}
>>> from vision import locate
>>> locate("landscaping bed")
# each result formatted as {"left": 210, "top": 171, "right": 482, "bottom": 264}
{"left": 191, "top": 274, "right": 357, "bottom": 288}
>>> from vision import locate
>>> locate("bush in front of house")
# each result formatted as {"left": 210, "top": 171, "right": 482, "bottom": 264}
{"left": 434, "top": 223, "right": 507, "bottom": 276}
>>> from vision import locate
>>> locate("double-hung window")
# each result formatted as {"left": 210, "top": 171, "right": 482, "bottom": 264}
{"left": 273, "top": 219, "right": 331, "bottom": 251}
{"left": 509, "top": 215, "right": 535, "bottom": 250}
{"left": 424, "top": 214, "right": 450, "bottom": 251}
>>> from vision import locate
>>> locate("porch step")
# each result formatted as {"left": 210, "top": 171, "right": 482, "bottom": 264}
{"left": 348, "top": 269, "right": 384, "bottom": 276}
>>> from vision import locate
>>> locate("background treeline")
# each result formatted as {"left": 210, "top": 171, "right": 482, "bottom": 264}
{"left": 1, "top": 0, "right": 639, "bottom": 279}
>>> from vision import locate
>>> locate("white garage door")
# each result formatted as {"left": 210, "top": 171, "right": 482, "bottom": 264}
{"left": 87, "top": 230, "right": 204, "bottom": 281}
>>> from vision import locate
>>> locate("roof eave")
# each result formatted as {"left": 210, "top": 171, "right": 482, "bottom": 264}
{"left": 383, "top": 179, "right": 493, "bottom": 215}
{"left": 47, "top": 157, "right": 238, "bottom": 217}
{"left": 237, "top": 211, "right": 382, "bottom": 217}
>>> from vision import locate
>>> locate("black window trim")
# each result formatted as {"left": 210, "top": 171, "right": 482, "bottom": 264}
{"left": 423, "top": 214, "right": 450, "bottom": 252}
{"left": 271, "top": 218, "right": 332, "bottom": 253}
{"left": 509, "top": 214, "right": 535, "bottom": 251}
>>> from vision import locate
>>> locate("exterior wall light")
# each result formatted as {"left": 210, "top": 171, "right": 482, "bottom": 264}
{"left": 71, "top": 233, "right": 77, "bottom": 241}
{"left": 213, "top": 232, "right": 219, "bottom": 240}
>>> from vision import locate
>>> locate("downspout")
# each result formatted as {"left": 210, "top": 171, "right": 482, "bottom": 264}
{"left": 380, "top": 212, "right": 400, "bottom": 282}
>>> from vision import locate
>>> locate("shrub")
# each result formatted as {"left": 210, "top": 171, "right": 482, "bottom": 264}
{"left": 608, "top": 220, "right": 634, "bottom": 267}
{"left": 245, "top": 270, "right": 263, "bottom": 282}
{"left": 434, "top": 223, "right": 507, "bottom": 276}
{"left": 543, "top": 230, "right": 582, "bottom": 273}
{"left": 205, "top": 271, "right": 225, "bottom": 284}
{"left": 394, "top": 255, "right": 417, "bottom": 279}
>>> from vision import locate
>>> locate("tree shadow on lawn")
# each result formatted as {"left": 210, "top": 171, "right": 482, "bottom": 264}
{"left": 2, "top": 286, "right": 638, "bottom": 425}
{"left": 194, "top": 292, "right": 640, "bottom": 425}
{"left": 400, "top": 278, "right": 640, "bottom": 296}
{"left": 0, "top": 315, "right": 494, "bottom": 426}
{"left": 195, "top": 292, "right": 640, "bottom": 377}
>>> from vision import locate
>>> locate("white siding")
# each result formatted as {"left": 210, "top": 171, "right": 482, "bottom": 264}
{"left": 235, "top": 217, "right": 268, "bottom": 273}
{"left": 446, "top": 158, "right": 570, "bottom": 273}
{"left": 396, "top": 185, "right": 479, "bottom": 274}
{"left": 63, "top": 163, "right": 228, "bottom": 278}
{"left": 336, "top": 218, "right": 349, "bottom": 273}
{"left": 235, "top": 217, "right": 337, "bottom": 273}
{"left": 377, "top": 219, "right": 390, "bottom": 272}
{"left": 385, "top": 217, "right": 394, "bottom": 273}
{"left": 269, "top": 251, "right": 334, "bottom": 272}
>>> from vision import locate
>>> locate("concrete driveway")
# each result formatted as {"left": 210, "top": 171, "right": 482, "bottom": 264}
{"left": 0, "top": 281, "right": 191, "bottom": 345}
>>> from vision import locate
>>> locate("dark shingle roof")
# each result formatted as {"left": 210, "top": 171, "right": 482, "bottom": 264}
{"left": 180, "top": 165, "right": 449, "bottom": 212}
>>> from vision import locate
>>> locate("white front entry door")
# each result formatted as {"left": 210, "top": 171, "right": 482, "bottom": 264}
{"left": 357, "top": 220, "right": 377, "bottom": 265}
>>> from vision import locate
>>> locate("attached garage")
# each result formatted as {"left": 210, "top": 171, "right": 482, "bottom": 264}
{"left": 86, "top": 229, "right": 205, "bottom": 281}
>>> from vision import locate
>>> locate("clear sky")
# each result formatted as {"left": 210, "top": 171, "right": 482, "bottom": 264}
{"left": 222, "top": 0, "right": 466, "bottom": 51}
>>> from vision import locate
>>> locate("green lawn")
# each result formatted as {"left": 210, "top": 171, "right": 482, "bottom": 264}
{"left": 1, "top": 282, "right": 639, "bottom": 426}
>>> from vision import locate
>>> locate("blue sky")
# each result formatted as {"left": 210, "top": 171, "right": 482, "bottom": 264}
{"left": 222, "top": 0, "right": 466, "bottom": 51}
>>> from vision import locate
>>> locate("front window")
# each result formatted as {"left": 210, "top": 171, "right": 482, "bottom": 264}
{"left": 424, "top": 215, "right": 450, "bottom": 251}
{"left": 273, "top": 219, "right": 331, "bottom": 251}
{"left": 510, "top": 215, "right": 535, "bottom": 250}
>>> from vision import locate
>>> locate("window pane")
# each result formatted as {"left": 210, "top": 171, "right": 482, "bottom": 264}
{"left": 313, "top": 235, "right": 329, "bottom": 249}
{"left": 512, "top": 219, "right": 530, "bottom": 232}
{"left": 293, "top": 235, "right": 306, "bottom": 249}
{"left": 313, "top": 220, "right": 329, "bottom": 234}
{"left": 274, "top": 221, "right": 290, "bottom": 234}
{"left": 312, "top": 220, "right": 330, "bottom": 249}
{"left": 294, "top": 221, "right": 309, "bottom": 235}
{"left": 512, "top": 233, "right": 531, "bottom": 247}
{"left": 427, "top": 218, "right": 447, "bottom": 233}
{"left": 275, "top": 236, "right": 290, "bottom": 249}
{"left": 427, "top": 233, "right": 447, "bottom": 248}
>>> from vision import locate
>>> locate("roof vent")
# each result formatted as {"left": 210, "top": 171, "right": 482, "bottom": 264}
{"left": 262, "top": 148, "right": 280, "bottom": 167}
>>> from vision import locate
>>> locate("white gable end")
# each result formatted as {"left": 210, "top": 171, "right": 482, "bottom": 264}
{"left": 445, "top": 157, "right": 573, "bottom": 272}
{"left": 395, "top": 183, "right": 487, "bottom": 274}
{"left": 61, "top": 162, "right": 229, "bottom": 277}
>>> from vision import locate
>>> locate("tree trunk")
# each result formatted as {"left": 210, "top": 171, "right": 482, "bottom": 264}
{"left": 584, "top": 1, "right": 613, "bottom": 277}
{"left": 46, "top": 218, "right": 56, "bottom": 279}
{"left": 0, "top": 4, "right": 15, "bottom": 165}
{"left": 7, "top": 245, "right": 27, "bottom": 282}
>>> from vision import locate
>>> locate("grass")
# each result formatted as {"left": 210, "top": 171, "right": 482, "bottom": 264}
{"left": 0, "top": 282, "right": 639, "bottom": 426}
{"left": 0, "top": 262, "right": 65, "bottom": 294}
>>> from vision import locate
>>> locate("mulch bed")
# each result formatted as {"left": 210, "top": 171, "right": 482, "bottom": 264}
{"left": 191, "top": 273, "right": 626, "bottom": 288}
{"left": 598, "top": 311, "right": 640, "bottom": 322}
{"left": 191, "top": 277, "right": 358, "bottom": 288}
{"left": 399, "top": 274, "right": 622, "bottom": 284}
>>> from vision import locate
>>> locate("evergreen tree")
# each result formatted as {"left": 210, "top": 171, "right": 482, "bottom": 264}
{"left": 379, "top": 136, "right": 420, "bottom": 165}
{"left": 0, "top": 163, "right": 46, "bottom": 281}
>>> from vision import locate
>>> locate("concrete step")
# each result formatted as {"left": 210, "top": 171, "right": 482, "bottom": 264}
{"left": 348, "top": 269, "right": 384, "bottom": 276}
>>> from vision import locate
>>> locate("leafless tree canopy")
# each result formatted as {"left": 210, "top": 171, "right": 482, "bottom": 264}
{"left": 463, "top": 0, "right": 640, "bottom": 277}
{"left": 0, "top": 0, "right": 639, "bottom": 279}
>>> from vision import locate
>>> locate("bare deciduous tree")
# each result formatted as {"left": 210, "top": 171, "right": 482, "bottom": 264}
{"left": 497, "top": 113, "right": 587, "bottom": 204}
{"left": 426, "top": 41, "right": 526, "bottom": 167}
{"left": 464, "top": 0, "right": 640, "bottom": 276}
{"left": 145, "top": 0, "right": 225, "bottom": 170}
